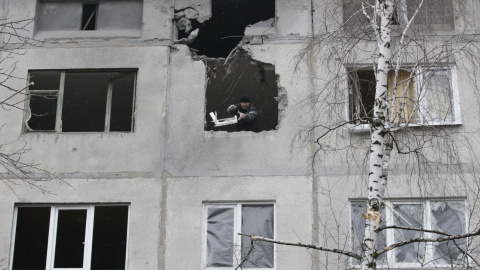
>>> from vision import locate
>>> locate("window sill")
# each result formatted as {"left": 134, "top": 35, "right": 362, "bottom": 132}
{"left": 34, "top": 29, "right": 142, "bottom": 40}
{"left": 347, "top": 121, "right": 462, "bottom": 134}
{"left": 203, "top": 129, "right": 277, "bottom": 141}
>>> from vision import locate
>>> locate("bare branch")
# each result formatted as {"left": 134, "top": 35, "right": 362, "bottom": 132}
{"left": 376, "top": 229, "right": 480, "bottom": 257}
{"left": 238, "top": 233, "right": 362, "bottom": 260}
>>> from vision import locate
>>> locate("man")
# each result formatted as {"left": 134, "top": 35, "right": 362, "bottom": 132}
{"left": 227, "top": 95, "right": 258, "bottom": 132}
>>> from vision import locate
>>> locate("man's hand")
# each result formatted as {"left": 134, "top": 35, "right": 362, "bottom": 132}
{"left": 228, "top": 104, "right": 237, "bottom": 111}
{"left": 238, "top": 112, "right": 246, "bottom": 120}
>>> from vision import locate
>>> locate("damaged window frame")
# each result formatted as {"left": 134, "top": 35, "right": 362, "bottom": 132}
{"left": 81, "top": 2, "right": 99, "bottom": 30}
{"left": 346, "top": 65, "right": 460, "bottom": 128}
{"left": 24, "top": 69, "right": 137, "bottom": 133}
{"left": 350, "top": 199, "right": 468, "bottom": 268}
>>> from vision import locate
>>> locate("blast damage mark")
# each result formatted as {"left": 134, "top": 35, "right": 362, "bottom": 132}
{"left": 174, "top": 0, "right": 285, "bottom": 132}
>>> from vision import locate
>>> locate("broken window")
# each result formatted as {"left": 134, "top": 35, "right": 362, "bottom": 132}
{"left": 203, "top": 203, "right": 274, "bottom": 269}
{"left": 26, "top": 70, "right": 137, "bottom": 132}
{"left": 37, "top": 0, "right": 143, "bottom": 32}
{"left": 347, "top": 66, "right": 457, "bottom": 125}
{"left": 350, "top": 199, "right": 467, "bottom": 267}
{"left": 204, "top": 51, "right": 279, "bottom": 132}
{"left": 82, "top": 3, "right": 99, "bottom": 30}
{"left": 174, "top": 0, "right": 275, "bottom": 58}
{"left": 342, "top": 0, "right": 454, "bottom": 32}
{"left": 12, "top": 205, "right": 129, "bottom": 270}
{"left": 174, "top": 1, "right": 279, "bottom": 133}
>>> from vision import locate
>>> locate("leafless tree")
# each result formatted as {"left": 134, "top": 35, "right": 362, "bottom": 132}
{"left": 0, "top": 14, "right": 57, "bottom": 194}
{"left": 237, "top": 0, "right": 480, "bottom": 269}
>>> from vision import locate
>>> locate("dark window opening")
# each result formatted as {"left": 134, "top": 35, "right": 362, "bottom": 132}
{"left": 91, "top": 206, "right": 129, "bottom": 270}
{"left": 348, "top": 68, "right": 420, "bottom": 124}
{"left": 82, "top": 4, "right": 98, "bottom": 30}
{"left": 176, "top": 0, "right": 275, "bottom": 58}
{"left": 26, "top": 70, "right": 136, "bottom": 133}
{"left": 12, "top": 205, "right": 129, "bottom": 270}
{"left": 205, "top": 51, "right": 278, "bottom": 132}
{"left": 54, "top": 209, "right": 88, "bottom": 268}
{"left": 348, "top": 69, "right": 376, "bottom": 123}
{"left": 12, "top": 207, "right": 51, "bottom": 270}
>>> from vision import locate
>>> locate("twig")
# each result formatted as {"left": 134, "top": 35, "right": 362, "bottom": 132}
{"left": 238, "top": 233, "right": 362, "bottom": 260}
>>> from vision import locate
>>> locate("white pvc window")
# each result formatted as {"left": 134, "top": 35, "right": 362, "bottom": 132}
{"left": 350, "top": 199, "right": 468, "bottom": 268}
{"left": 10, "top": 205, "right": 129, "bottom": 270}
{"left": 202, "top": 203, "right": 275, "bottom": 269}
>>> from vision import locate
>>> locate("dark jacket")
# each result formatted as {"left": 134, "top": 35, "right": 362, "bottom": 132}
{"left": 227, "top": 103, "right": 258, "bottom": 131}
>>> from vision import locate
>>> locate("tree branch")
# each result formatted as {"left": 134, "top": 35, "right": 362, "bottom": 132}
{"left": 239, "top": 233, "right": 362, "bottom": 260}
{"left": 376, "top": 229, "right": 480, "bottom": 257}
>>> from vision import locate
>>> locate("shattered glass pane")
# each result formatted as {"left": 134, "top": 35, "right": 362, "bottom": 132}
{"left": 205, "top": 51, "right": 278, "bottom": 132}
{"left": 27, "top": 93, "right": 58, "bottom": 131}
{"left": 241, "top": 205, "right": 274, "bottom": 268}
{"left": 430, "top": 201, "right": 466, "bottom": 265}
{"left": 393, "top": 204, "right": 424, "bottom": 263}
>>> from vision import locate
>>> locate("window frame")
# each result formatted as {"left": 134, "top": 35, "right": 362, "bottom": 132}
{"left": 24, "top": 69, "right": 137, "bottom": 133}
{"left": 349, "top": 199, "right": 469, "bottom": 268}
{"left": 201, "top": 202, "right": 276, "bottom": 270}
{"left": 9, "top": 204, "right": 130, "bottom": 270}
{"left": 345, "top": 65, "right": 461, "bottom": 129}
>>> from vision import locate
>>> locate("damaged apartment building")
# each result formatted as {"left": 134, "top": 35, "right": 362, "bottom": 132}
{"left": 1, "top": 0, "right": 480, "bottom": 269}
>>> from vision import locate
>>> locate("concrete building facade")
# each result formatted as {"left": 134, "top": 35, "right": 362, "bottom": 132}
{"left": 1, "top": 0, "right": 479, "bottom": 269}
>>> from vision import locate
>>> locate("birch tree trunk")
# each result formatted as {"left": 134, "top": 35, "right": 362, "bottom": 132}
{"left": 361, "top": 1, "right": 394, "bottom": 269}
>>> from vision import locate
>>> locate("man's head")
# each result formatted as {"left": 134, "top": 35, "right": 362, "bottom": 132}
{"left": 239, "top": 94, "right": 251, "bottom": 109}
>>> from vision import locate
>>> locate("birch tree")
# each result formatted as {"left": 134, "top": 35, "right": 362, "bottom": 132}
{"left": 237, "top": 0, "right": 480, "bottom": 269}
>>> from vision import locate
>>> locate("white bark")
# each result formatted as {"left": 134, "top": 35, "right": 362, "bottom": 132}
{"left": 361, "top": 1, "right": 394, "bottom": 269}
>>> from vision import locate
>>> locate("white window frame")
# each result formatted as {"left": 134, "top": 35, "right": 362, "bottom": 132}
{"left": 345, "top": 65, "right": 461, "bottom": 130}
{"left": 349, "top": 199, "right": 468, "bottom": 268}
{"left": 24, "top": 70, "right": 137, "bottom": 133}
{"left": 9, "top": 204, "right": 130, "bottom": 270}
{"left": 202, "top": 202, "right": 276, "bottom": 270}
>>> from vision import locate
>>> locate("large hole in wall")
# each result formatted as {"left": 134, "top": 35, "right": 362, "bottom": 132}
{"left": 175, "top": 0, "right": 280, "bottom": 132}
{"left": 204, "top": 50, "right": 278, "bottom": 132}
{"left": 177, "top": 0, "right": 275, "bottom": 58}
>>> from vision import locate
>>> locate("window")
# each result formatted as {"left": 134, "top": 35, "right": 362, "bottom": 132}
{"left": 25, "top": 70, "right": 137, "bottom": 132}
{"left": 203, "top": 203, "right": 275, "bottom": 269}
{"left": 347, "top": 66, "right": 459, "bottom": 125}
{"left": 342, "top": 0, "right": 454, "bottom": 32}
{"left": 37, "top": 0, "right": 143, "bottom": 32}
{"left": 351, "top": 199, "right": 467, "bottom": 267}
{"left": 11, "top": 205, "right": 129, "bottom": 270}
